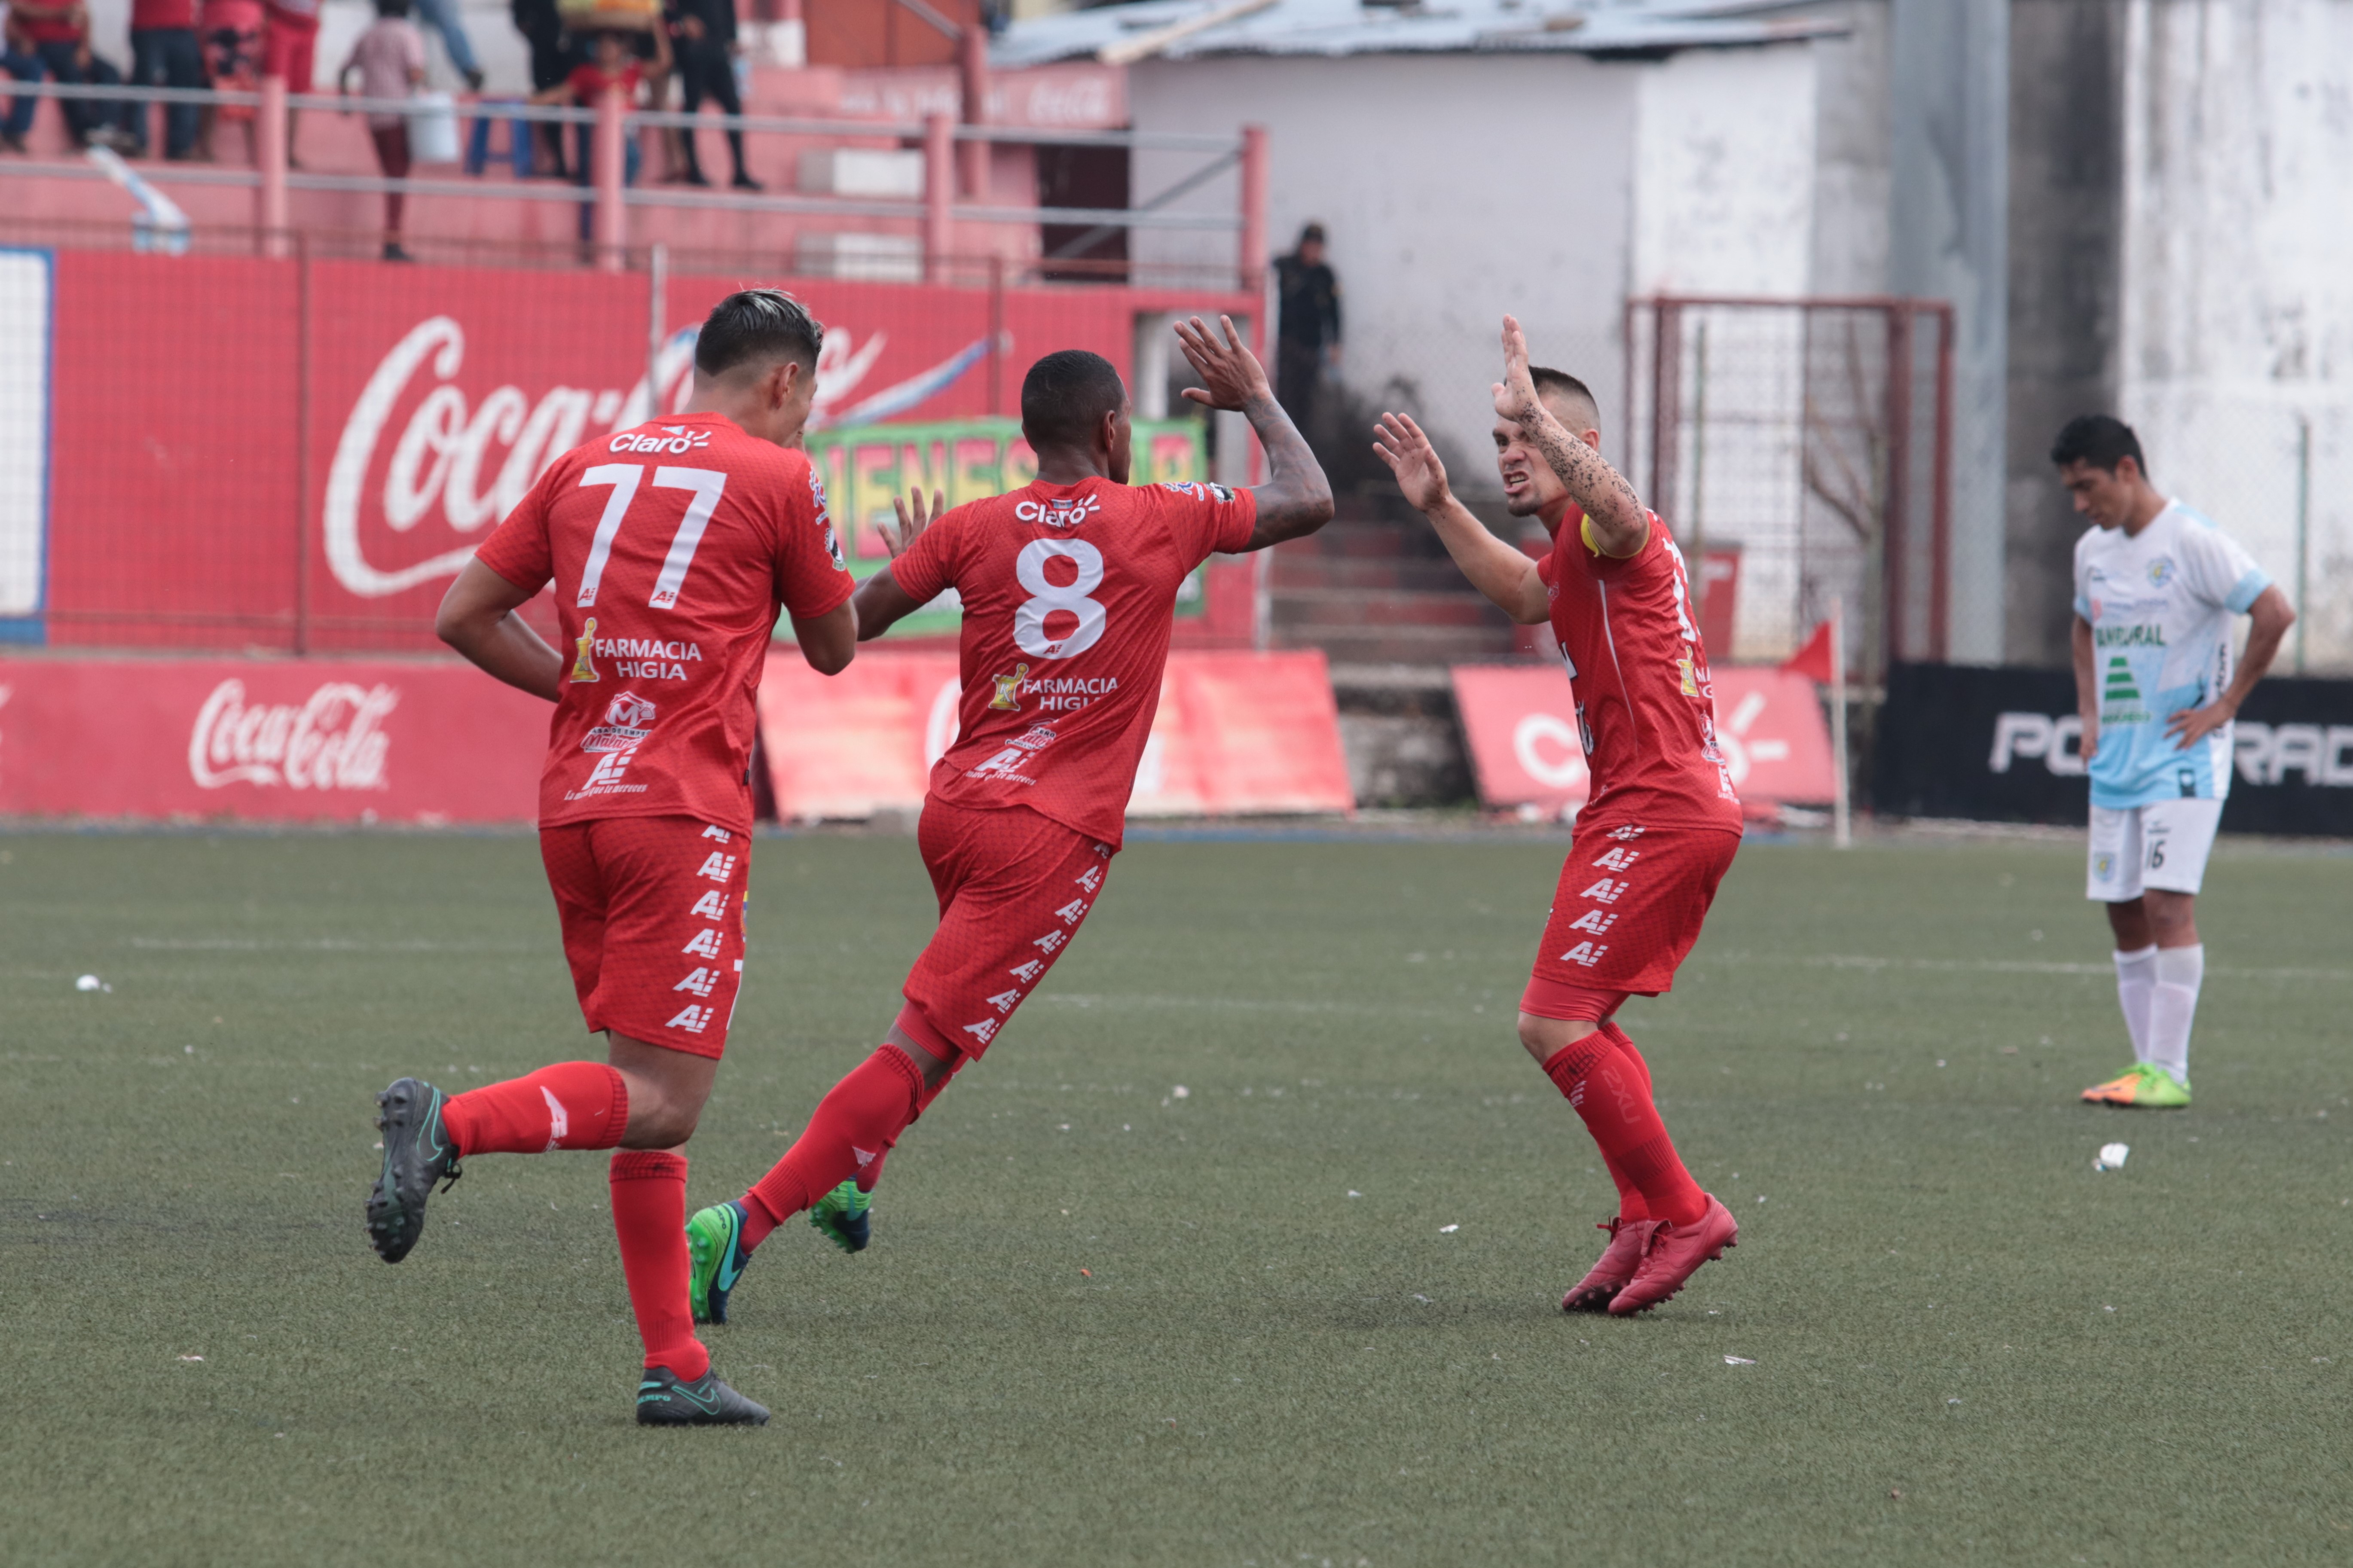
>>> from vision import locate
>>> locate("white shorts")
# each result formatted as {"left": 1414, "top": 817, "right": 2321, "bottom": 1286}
{"left": 2086, "top": 797, "right": 2223, "bottom": 901}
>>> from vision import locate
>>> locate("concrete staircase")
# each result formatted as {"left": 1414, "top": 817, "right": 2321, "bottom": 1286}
{"left": 1268, "top": 494, "right": 1523, "bottom": 665}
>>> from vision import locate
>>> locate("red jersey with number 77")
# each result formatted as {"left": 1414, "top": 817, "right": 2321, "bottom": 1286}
{"left": 474, "top": 411, "right": 855, "bottom": 834}
{"left": 1536, "top": 503, "right": 1742, "bottom": 833}
{"left": 889, "top": 475, "right": 1257, "bottom": 848}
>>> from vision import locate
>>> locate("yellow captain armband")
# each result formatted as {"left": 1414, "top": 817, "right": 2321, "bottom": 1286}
{"left": 1581, "top": 512, "right": 1651, "bottom": 559}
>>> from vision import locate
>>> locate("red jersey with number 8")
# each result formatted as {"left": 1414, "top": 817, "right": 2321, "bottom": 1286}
{"left": 890, "top": 475, "right": 1257, "bottom": 847}
{"left": 474, "top": 411, "right": 855, "bottom": 834}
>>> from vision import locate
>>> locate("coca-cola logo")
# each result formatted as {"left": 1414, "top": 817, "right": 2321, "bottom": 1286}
{"left": 321, "top": 314, "right": 908, "bottom": 601}
{"left": 188, "top": 678, "right": 398, "bottom": 790}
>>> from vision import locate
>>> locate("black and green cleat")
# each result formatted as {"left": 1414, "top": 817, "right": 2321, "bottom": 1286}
{"left": 366, "top": 1077, "right": 461, "bottom": 1263}
{"left": 686, "top": 1200, "right": 753, "bottom": 1325}
{"left": 635, "top": 1365, "right": 770, "bottom": 1426}
{"left": 809, "top": 1180, "right": 873, "bottom": 1254}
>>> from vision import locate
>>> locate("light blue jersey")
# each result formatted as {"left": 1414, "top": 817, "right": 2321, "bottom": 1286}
{"left": 2072, "top": 501, "right": 2269, "bottom": 810}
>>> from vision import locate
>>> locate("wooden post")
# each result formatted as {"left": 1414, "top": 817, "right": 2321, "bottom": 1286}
{"left": 594, "top": 85, "right": 627, "bottom": 272}
{"left": 1831, "top": 595, "right": 1851, "bottom": 848}
{"left": 1238, "top": 124, "right": 1268, "bottom": 293}
{"left": 257, "top": 74, "right": 289, "bottom": 258}
{"left": 923, "top": 111, "right": 954, "bottom": 283}
{"left": 958, "top": 26, "right": 989, "bottom": 198}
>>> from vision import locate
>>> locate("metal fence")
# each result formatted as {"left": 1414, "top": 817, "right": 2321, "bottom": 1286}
{"left": 1622, "top": 296, "right": 1955, "bottom": 679}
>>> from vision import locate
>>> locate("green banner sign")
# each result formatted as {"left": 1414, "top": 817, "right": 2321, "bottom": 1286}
{"left": 794, "top": 417, "right": 1213, "bottom": 639}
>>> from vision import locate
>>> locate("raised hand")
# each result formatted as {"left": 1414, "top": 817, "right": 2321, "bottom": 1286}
{"left": 1491, "top": 314, "right": 1541, "bottom": 425}
{"left": 880, "top": 487, "right": 944, "bottom": 561}
{"left": 1372, "top": 412, "right": 1450, "bottom": 514}
{"left": 1176, "top": 314, "right": 1272, "bottom": 412}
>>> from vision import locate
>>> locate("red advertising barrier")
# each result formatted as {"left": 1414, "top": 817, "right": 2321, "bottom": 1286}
{"left": 37, "top": 249, "right": 1255, "bottom": 652}
{"left": 1451, "top": 663, "right": 1837, "bottom": 818}
{"left": 0, "top": 656, "right": 548, "bottom": 821}
{"left": 759, "top": 650, "right": 1354, "bottom": 823}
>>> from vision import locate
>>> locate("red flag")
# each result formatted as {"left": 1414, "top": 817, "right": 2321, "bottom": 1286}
{"left": 1781, "top": 618, "right": 1835, "bottom": 683}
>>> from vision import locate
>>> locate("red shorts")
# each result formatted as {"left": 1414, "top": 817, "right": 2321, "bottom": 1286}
{"left": 540, "top": 815, "right": 749, "bottom": 1059}
{"left": 1521, "top": 821, "right": 1741, "bottom": 1021}
{"left": 263, "top": 17, "right": 315, "bottom": 91}
{"left": 897, "top": 799, "right": 1114, "bottom": 1063}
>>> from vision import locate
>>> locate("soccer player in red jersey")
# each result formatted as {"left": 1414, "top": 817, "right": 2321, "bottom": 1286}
{"left": 678, "top": 318, "right": 1334, "bottom": 1324}
{"left": 363, "top": 290, "right": 857, "bottom": 1425}
{"left": 1374, "top": 316, "right": 1743, "bottom": 1316}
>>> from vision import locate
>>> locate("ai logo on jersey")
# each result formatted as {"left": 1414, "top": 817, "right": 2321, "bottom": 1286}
{"left": 990, "top": 662, "right": 1030, "bottom": 711}
{"left": 570, "top": 616, "right": 600, "bottom": 682}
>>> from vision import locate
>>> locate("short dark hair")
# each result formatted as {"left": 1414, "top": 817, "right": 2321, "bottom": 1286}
{"left": 1530, "top": 366, "right": 1599, "bottom": 427}
{"left": 1021, "top": 350, "right": 1126, "bottom": 450}
{"left": 694, "top": 289, "right": 823, "bottom": 378}
{"left": 373, "top": 0, "right": 409, "bottom": 15}
{"left": 1299, "top": 222, "right": 1326, "bottom": 245}
{"left": 2050, "top": 414, "right": 2145, "bottom": 474}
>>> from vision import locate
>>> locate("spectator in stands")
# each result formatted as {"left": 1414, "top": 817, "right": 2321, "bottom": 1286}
{"left": 199, "top": 0, "right": 261, "bottom": 160}
{"left": 3, "top": 4, "right": 42, "bottom": 155}
{"left": 666, "top": 0, "right": 755, "bottom": 189}
{"left": 509, "top": 0, "right": 570, "bottom": 176}
{"left": 128, "top": 0, "right": 206, "bottom": 160}
{"left": 9, "top": 0, "right": 136, "bottom": 150}
{"left": 1274, "top": 221, "right": 1342, "bottom": 435}
{"left": 262, "top": 0, "right": 318, "bottom": 160}
{"left": 409, "top": 0, "right": 481, "bottom": 92}
{"left": 532, "top": 27, "right": 662, "bottom": 245}
{"left": 339, "top": 0, "right": 424, "bottom": 261}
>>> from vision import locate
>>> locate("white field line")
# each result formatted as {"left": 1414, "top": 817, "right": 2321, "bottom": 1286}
{"left": 128, "top": 937, "right": 543, "bottom": 954}
{"left": 1704, "top": 952, "right": 2353, "bottom": 983}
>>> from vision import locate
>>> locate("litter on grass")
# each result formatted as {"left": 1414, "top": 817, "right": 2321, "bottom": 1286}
{"left": 1439, "top": 1223, "right": 1460, "bottom": 1233}
{"left": 2096, "top": 1142, "right": 2130, "bottom": 1171}
{"left": 1170, "top": 1086, "right": 1190, "bottom": 1099}
{"left": 75, "top": 974, "right": 109, "bottom": 992}
{"left": 177, "top": 1355, "right": 204, "bottom": 1362}
{"left": 1724, "top": 1356, "right": 1756, "bottom": 1366}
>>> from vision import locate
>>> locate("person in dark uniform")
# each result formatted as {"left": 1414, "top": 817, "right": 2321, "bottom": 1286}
{"left": 510, "top": 0, "right": 571, "bottom": 176}
{"left": 666, "top": 0, "right": 757, "bottom": 189}
{"left": 1274, "top": 221, "right": 1342, "bottom": 433}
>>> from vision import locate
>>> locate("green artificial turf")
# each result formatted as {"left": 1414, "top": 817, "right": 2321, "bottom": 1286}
{"left": 3, "top": 827, "right": 2350, "bottom": 1566}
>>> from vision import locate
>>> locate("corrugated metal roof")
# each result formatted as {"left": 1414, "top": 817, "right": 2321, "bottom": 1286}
{"left": 992, "top": 0, "right": 1851, "bottom": 70}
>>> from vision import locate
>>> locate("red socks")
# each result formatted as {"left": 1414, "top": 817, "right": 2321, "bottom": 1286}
{"left": 740, "top": 1046, "right": 926, "bottom": 1248}
{"left": 442, "top": 1062, "right": 628, "bottom": 1157}
{"left": 1542, "top": 1026, "right": 1706, "bottom": 1228}
{"left": 609, "top": 1150, "right": 709, "bottom": 1379}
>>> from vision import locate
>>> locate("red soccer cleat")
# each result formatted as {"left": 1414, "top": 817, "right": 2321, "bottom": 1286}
{"left": 1562, "top": 1217, "right": 1658, "bottom": 1312}
{"left": 1607, "top": 1194, "right": 1738, "bottom": 1315}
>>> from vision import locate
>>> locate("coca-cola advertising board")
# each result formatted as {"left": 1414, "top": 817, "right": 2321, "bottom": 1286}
{"left": 0, "top": 657, "right": 547, "bottom": 821}
{"left": 758, "top": 650, "right": 1355, "bottom": 822}
{"left": 1450, "top": 663, "right": 1837, "bottom": 818}
{"left": 39, "top": 249, "right": 1251, "bottom": 651}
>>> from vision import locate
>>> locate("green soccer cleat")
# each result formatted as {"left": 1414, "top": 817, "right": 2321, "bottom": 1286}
{"left": 2081, "top": 1062, "right": 2191, "bottom": 1108}
{"left": 687, "top": 1201, "right": 753, "bottom": 1326}
{"left": 808, "top": 1180, "right": 873, "bottom": 1254}
{"left": 635, "top": 1364, "right": 769, "bottom": 1426}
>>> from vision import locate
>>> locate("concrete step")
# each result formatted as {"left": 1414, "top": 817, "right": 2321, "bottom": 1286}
{"left": 1271, "top": 623, "right": 1521, "bottom": 664}
{"left": 1268, "top": 554, "right": 1475, "bottom": 592}
{"left": 1272, "top": 589, "right": 1507, "bottom": 631}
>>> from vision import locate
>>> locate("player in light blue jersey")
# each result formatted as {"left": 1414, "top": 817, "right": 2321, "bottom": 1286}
{"left": 2056, "top": 416, "right": 2296, "bottom": 1107}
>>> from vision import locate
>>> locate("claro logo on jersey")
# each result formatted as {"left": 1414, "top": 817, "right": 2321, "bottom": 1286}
{"left": 1014, "top": 494, "right": 1103, "bottom": 529}
{"left": 608, "top": 426, "right": 712, "bottom": 456}
{"left": 188, "top": 679, "right": 397, "bottom": 791}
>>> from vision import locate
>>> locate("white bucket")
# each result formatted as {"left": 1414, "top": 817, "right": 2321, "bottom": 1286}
{"left": 408, "top": 92, "right": 461, "bottom": 166}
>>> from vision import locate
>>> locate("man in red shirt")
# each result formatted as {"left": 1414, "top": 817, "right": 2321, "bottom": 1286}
{"left": 364, "top": 289, "right": 857, "bottom": 1425}
{"left": 678, "top": 318, "right": 1334, "bottom": 1325}
{"left": 1374, "top": 316, "right": 1743, "bottom": 1316}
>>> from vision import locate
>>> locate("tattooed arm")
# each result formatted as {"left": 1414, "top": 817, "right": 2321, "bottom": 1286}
{"left": 1174, "top": 314, "right": 1335, "bottom": 551}
{"left": 1492, "top": 314, "right": 1650, "bottom": 558}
